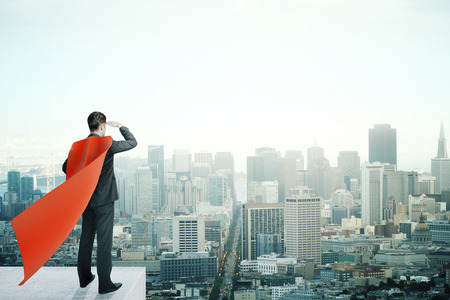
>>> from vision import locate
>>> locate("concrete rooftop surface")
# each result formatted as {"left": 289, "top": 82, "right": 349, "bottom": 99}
{"left": 0, "top": 267, "right": 146, "bottom": 300}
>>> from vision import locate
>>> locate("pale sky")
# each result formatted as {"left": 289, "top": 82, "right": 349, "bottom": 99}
{"left": 1, "top": 0, "right": 450, "bottom": 172}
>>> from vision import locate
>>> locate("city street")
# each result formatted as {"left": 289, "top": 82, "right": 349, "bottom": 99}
{"left": 217, "top": 215, "right": 241, "bottom": 300}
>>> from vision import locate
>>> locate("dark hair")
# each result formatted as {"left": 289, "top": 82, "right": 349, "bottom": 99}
{"left": 87, "top": 111, "right": 107, "bottom": 131}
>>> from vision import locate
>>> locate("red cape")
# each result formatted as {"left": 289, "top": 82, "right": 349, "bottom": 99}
{"left": 11, "top": 136, "right": 112, "bottom": 285}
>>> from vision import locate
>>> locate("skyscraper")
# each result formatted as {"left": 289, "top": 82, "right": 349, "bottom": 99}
{"left": 431, "top": 121, "right": 450, "bottom": 193}
{"left": 148, "top": 145, "right": 165, "bottom": 210}
{"left": 273, "top": 157, "right": 297, "bottom": 202}
{"left": 7, "top": 170, "right": 20, "bottom": 194}
{"left": 20, "top": 176, "right": 34, "bottom": 201}
{"left": 214, "top": 152, "right": 235, "bottom": 174}
{"left": 241, "top": 202, "right": 284, "bottom": 260}
{"left": 172, "top": 149, "right": 192, "bottom": 173}
{"left": 307, "top": 146, "right": 325, "bottom": 170}
{"left": 206, "top": 173, "right": 227, "bottom": 206}
{"left": 369, "top": 124, "right": 397, "bottom": 165}
{"left": 194, "top": 151, "right": 213, "bottom": 165}
{"left": 284, "top": 187, "right": 321, "bottom": 263}
{"left": 383, "top": 171, "right": 418, "bottom": 210}
{"left": 361, "top": 162, "right": 384, "bottom": 225}
{"left": 214, "top": 152, "right": 236, "bottom": 200}
{"left": 285, "top": 150, "right": 305, "bottom": 171}
{"left": 247, "top": 156, "right": 265, "bottom": 182}
{"left": 136, "top": 167, "right": 156, "bottom": 214}
{"left": 337, "top": 151, "right": 360, "bottom": 178}
{"left": 173, "top": 215, "right": 205, "bottom": 253}
{"left": 6, "top": 170, "right": 20, "bottom": 203}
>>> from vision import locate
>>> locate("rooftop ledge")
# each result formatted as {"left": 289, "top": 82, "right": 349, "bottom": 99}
{"left": 0, "top": 267, "right": 145, "bottom": 299}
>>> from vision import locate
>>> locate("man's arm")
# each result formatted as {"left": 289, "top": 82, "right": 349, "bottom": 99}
{"left": 108, "top": 125, "right": 138, "bottom": 154}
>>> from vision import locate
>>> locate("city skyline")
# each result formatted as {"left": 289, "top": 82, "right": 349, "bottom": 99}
{"left": 1, "top": 1, "right": 450, "bottom": 172}
{"left": 0, "top": 121, "right": 447, "bottom": 174}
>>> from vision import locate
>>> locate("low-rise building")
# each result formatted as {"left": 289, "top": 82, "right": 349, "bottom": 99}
{"left": 160, "top": 252, "right": 217, "bottom": 282}
{"left": 257, "top": 253, "right": 297, "bottom": 275}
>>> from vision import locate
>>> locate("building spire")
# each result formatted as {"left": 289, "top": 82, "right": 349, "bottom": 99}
{"left": 437, "top": 120, "right": 448, "bottom": 158}
{"left": 440, "top": 120, "right": 446, "bottom": 140}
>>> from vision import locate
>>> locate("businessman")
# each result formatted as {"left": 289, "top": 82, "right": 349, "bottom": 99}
{"left": 63, "top": 111, "right": 137, "bottom": 294}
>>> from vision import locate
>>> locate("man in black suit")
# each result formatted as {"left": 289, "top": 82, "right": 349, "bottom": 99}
{"left": 63, "top": 111, "right": 137, "bottom": 294}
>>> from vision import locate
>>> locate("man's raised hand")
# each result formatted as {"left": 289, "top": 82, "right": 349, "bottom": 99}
{"left": 106, "top": 121, "right": 123, "bottom": 128}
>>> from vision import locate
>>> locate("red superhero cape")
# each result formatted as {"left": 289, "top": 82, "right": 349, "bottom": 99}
{"left": 11, "top": 136, "right": 112, "bottom": 286}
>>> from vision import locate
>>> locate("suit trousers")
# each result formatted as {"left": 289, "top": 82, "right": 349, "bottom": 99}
{"left": 77, "top": 201, "right": 115, "bottom": 291}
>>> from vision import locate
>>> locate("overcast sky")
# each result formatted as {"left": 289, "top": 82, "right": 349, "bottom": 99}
{"left": 1, "top": 0, "right": 450, "bottom": 173}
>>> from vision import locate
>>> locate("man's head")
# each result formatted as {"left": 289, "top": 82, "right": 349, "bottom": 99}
{"left": 87, "top": 111, "right": 107, "bottom": 136}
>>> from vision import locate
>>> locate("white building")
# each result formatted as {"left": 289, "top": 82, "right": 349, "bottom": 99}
{"left": 173, "top": 149, "right": 192, "bottom": 172}
{"left": 173, "top": 215, "right": 205, "bottom": 253}
{"left": 342, "top": 216, "right": 362, "bottom": 230}
{"left": 361, "top": 162, "right": 384, "bottom": 225}
{"left": 284, "top": 187, "right": 321, "bottom": 263}
{"left": 271, "top": 285, "right": 298, "bottom": 300}
{"left": 262, "top": 181, "right": 279, "bottom": 204}
{"left": 257, "top": 253, "right": 297, "bottom": 275}
{"left": 240, "top": 260, "right": 258, "bottom": 272}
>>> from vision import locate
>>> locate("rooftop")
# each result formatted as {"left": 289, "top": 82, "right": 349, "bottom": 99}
{"left": 0, "top": 267, "right": 145, "bottom": 299}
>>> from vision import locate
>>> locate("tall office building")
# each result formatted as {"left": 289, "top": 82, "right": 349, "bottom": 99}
{"left": 193, "top": 152, "right": 213, "bottom": 179}
{"left": 285, "top": 150, "right": 305, "bottom": 171}
{"left": 206, "top": 173, "right": 227, "bottom": 206}
{"left": 172, "top": 149, "right": 192, "bottom": 173}
{"left": 261, "top": 181, "right": 279, "bottom": 204}
{"left": 194, "top": 151, "right": 213, "bottom": 165}
{"left": 136, "top": 167, "right": 156, "bottom": 214}
{"left": 248, "top": 148, "right": 295, "bottom": 202}
{"left": 383, "top": 171, "right": 418, "bottom": 210}
{"left": 284, "top": 187, "right": 321, "bottom": 263}
{"left": 337, "top": 151, "right": 360, "bottom": 178}
{"left": 369, "top": 124, "right": 397, "bottom": 165}
{"left": 214, "top": 152, "right": 235, "bottom": 173}
{"left": 173, "top": 215, "right": 205, "bottom": 253}
{"left": 307, "top": 146, "right": 325, "bottom": 170}
{"left": 431, "top": 121, "right": 450, "bottom": 193}
{"left": 274, "top": 157, "right": 297, "bottom": 202}
{"left": 247, "top": 156, "right": 265, "bottom": 183}
{"left": 20, "top": 176, "right": 34, "bottom": 201}
{"left": 241, "top": 203, "right": 284, "bottom": 260}
{"left": 131, "top": 215, "right": 154, "bottom": 246}
{"left": 7, "top": 170, "right": 20, "bottom": 200}
{"left": 214, "top": 152, "right": 235, "bottom": 199}
{"left": 148, "top": 145, "right": 165, "bottom": 210}
{"left": 361, "top": 162, "right": 384, "bottom": 225}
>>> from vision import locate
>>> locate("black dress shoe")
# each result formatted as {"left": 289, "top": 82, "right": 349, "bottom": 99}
{"left": 80, "top": 274, "right": 95, "bottom": 288}
{"left": 99, "top": 283, "right": 122, "bottom": 294}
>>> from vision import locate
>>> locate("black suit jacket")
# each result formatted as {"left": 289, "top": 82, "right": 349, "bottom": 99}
{"left": 63, "top": 126, "right": 137, "bottom": 207}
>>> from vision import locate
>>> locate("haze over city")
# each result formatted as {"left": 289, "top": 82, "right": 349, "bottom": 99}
{"left": 3, "top": 1, "right": 450, "bottom": 299}
{"left": 1, "top": 0, "right": 450, "bottom": 172}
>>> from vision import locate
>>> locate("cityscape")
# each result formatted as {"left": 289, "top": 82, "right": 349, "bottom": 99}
{"left": 1, "top": 122, "right": 450, "bottom": 299}
{"left": 2, "top": 1, "right": 450, "bottom": 299}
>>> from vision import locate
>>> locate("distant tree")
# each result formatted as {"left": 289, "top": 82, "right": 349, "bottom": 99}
{"left": 386, "top": 277, "right": 396, "bottom": 287}
{"left": 431, "top": 295, "right": 447, "bottom": 300}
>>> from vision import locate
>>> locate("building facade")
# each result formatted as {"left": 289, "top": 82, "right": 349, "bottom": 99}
{"left": 241, "top": 203, "right": 284, "bottom": 260}
{"left": 173, "top": 215, "right": 205, "bottom": 253}
{"left": 369, "top": 124, "right": 397, "bottom": 166}
{"left": 160, "top": 252, "right": 217, "bottom": 282}
{"left": 361, "top": 162, "right": 384, "bottom": 225}
{"left": 284, "top": 187, "right": 321, "bottom": 263}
